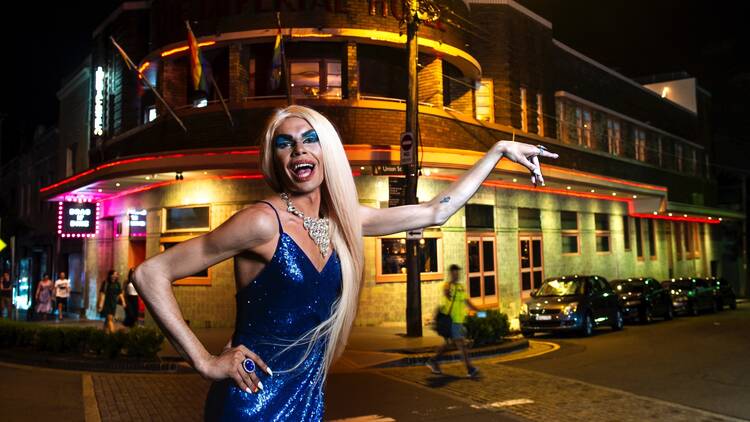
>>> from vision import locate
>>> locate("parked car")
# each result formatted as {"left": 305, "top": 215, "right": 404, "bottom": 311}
{"left": 519, "top": 275, "right": 623, "bottom": 337}
{"left": 707, "top": 277, "right": 737, "bottom": 310}
{"left": 662, "top": 277, "right": 717, "bottom": 316}
{"left": 610, "top": 277, "right": 673, "bottom": 323}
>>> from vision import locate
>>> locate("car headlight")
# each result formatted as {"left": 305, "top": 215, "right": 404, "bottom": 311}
{"left": 520, "top": 303, "right": 529, "bottom": 315}
{"left": 562, "top": 302, "right": 578, "bottom": 315}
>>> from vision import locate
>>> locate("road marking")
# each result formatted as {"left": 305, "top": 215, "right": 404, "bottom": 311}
{"left": 329, "top": 416, "right": 395, "bottom": 421}
{"left": 82, "top": 374, "right": 101, "bottom": 422}
{"left": 472, "top": 398, "right": 535, "bottom": 409}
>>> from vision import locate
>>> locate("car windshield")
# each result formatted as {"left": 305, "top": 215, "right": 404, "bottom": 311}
{"left": 671, "top": 280, "right": 694, "bottom": 289}
{"left": 614, "top": 283, "right": 644, "bottom": 293}
{"left": 536, "top": 279, "right": 584, "bottom": 296}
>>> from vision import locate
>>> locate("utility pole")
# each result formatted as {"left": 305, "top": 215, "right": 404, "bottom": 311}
{"left": 400, "top": 0, "right": 440, "bottom": 337}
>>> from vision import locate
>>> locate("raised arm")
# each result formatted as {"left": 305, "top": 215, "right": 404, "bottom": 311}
{"left": 360, "top": 140, "right": 558, "bottom": 236}
{"left": 133, "top": 203, "right": 275, "bottom": 393}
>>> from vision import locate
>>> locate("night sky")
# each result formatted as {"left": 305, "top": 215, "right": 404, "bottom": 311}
{"left": 1, "top": 1, "right": 747, "bottom": 163}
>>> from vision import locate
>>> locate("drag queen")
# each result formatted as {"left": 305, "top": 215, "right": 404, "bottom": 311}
{"left": 133, "top": 105, "right": 557, "bottom": 421}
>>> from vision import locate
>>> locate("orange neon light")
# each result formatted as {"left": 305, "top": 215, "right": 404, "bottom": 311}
{"left": 161, "top": 41, "right": 216, "bottom": 57}
{"left": 138, "top": 61, "right": 150, "bottom": 73}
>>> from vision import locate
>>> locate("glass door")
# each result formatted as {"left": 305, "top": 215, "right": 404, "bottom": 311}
{"left": 520, "top": 233, "right": 544, "bottom": 300}
{"left": 466, "top": 234, "right": 497, "bottom": 307}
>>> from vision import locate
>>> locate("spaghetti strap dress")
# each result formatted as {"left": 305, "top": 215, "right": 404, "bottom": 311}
{"left": 204, "top": 200, "right": 342, "bottom": 421}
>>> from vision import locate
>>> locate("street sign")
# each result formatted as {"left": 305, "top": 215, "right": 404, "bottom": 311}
{"left": 388, "top": 177, "right": 406, "bottom": 208}
{"left": 0, "top": 238, "right": 6, "bottom": 253}
{"left": 400, "top": 131, "right": 414, "bottom": 167}
{"left": 372, "top": 165, "right": 402, "bottom": 176}
{"left": 406, "top": 228, "right": 423, "bottom": 240}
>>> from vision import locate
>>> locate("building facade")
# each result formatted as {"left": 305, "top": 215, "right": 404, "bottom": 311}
{"left": 37, "top": 0, "right": 745, "bottom": 328}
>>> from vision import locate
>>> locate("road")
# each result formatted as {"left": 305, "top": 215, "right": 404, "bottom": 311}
{"left": 507, "top": 302, "right": 750, "bottom": 420}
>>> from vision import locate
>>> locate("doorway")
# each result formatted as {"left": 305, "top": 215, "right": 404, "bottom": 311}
{"left": 519, "top": 233, "right": 544, "bottom": 300}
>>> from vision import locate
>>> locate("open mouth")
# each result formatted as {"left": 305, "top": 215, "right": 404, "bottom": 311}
{"left": 289, "top": 161, "right": 316, "bottom": 181}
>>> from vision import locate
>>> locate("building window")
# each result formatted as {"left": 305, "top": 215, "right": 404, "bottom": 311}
{"left": 144, "top": 105, "right": 157, "bottom": 123}
{"left": 359, "top": 44, "right": 406, "bottom": 100}
{"left": 674, "top": 222, "right": 683, "bottom": 260}
{"left": 248, "top": 57, "right": 256, "bottom": 97}
{"left": 595, "top": 213, "right": 610, "bottom": 253}
{"left": 536, "top": 93, "right": 544, "bottom": 136}
{"left": 657, "top": 136, "right": 663, "bottom": 167}
{"left": 622, "top": 215, "right": 631, "bottom": 251}
{"left": 376, "top": 235, "right": 443, "bottom": 282}
{"left": 519, "top": 234, "right": 544, "bottom": 299}
{"left": 635, "top": 128, "right": 647, "bottom": 161}
{"left": 560, "top": 211, "right": 579, "bottom": 254}
{"left": 518, "top": 208, "right": 541, "bottom": 230}
{"left": 676, "top": 144, "right": 684, "bottom": 172}
{"left": 520, "top": 87, "right": 528, "bottom": 132}
{"left": 576, "top": 107, "right": 592, "bottom": 148}
{"left": 289, "top": 59, "right": 342, "bottom": 98}
{"left": 683, "top": 222, "right": 694, "bottom": 258}
{"left": 466, "top": 204, "right": 494, "bottom": 230}
{"left": 648, "top": 219, "right": 657, "bottom": 259}
{"left": 163, "top": 205, "right": 210, "bottom": 233}
{"left": 65, "top": 143, "right": 77, "bottom": 177}
{"left": 467, "top": 235, "right": 497, "bottom": 307}
{"left": 606, "top": 119, "right": 621, "bottom": 155}
{"left": 691, "top": 148, "right": 698, "bottom": 175}
{"left": 635, "top": 218, "right": 643, "bottom": 259}
{"left": 475, "top": 78, "right": 494, "bottom": 123}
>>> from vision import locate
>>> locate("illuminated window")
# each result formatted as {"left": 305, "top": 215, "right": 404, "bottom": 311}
{"left": 467, "top": 235, "right": 497, "bottom": 307}
{"left": 520, "top": 87, "right": 528, "bottom": 132}
{"left": 376, "top": 235, "right": 443, "bottom": 282}
{"left": 475, "top": 78, "right": 494, "bottom": 123}
{"left": 607, "top": 119, "right": 621, "bottom": 156}
{"left": 144, "top": 106, "right": 157, "bottom": 123}
{"left": 536, "top": 93, "right": 544, "bottom": 136}
{"left": 675, "top": 144, "right": 684, "bottom": 172}
{"left": 635, "top": 218, "right": 643, "bottom": 259}
{"left": 635, "top": 128, "right": 647, "bottom": 161}
{"left": 561, "top": 211, "right": 579, "bottom": 254}
{"left": 575, "top": 108, "right": 592, "bottom": 148}
{"left": 595, "top": 213, "right": 610, "bottom": 253}
{"left": 290, "top": 59, "right": 342, "bottom": 98}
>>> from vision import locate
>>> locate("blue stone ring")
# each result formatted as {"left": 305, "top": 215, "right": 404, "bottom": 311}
{"left": 242, "top": 358, "right": 256, "bottom": 374}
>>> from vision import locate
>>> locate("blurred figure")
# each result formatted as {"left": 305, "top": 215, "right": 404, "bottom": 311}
{"left": 35, "top": 274, "right": 54, "bottom": 321}
{"left": 123, "top": 268, "right": 140, "bottom": 328}
{"left": 1, "top": 272, "right": 13, "bottom": 319}
{"left": 54, "top": 272, "right": 71, "bottom": 321}
{"left": 97, "top": 270, "right": 125, "bottom": 334}
{"left": 426, "top": 264, "right": 480, "bottom": 378}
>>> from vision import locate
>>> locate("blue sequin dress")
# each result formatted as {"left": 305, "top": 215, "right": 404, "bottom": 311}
{"left": 205, "top": 201, "right": 341, "bottom": 421}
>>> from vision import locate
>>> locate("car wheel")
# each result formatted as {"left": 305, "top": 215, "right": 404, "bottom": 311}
{"left": 640, "top": 306, "right": 653, "bottom": 324}
{"left": 581, "top": 312, "right": 594, "bottom": 337}
{"left": 521, "top": 331, "right": 534, "bottom": 338}
{"left": 730, "top": 299, "right": 737, "bottom": 310}
{"left": 664, "top": 304, "right": 674, "bottom": 320}
{"left": 611, "top": 309, "right": 624, "bottom": 331}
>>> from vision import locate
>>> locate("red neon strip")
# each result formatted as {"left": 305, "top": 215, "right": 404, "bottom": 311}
{"left": 40, "top": 149, "right": 261, "bottom": 193}
{"left": 426, "top": 174, "right": 719, "bottom": 225}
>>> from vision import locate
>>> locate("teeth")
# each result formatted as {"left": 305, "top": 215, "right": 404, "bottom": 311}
{"left": 293, "top": 163, "right": 314, "bottom": 171}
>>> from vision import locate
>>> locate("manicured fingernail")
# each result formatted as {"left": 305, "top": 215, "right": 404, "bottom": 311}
{"left": 258, "top": 381, "right": 264, "bottom": 390}
{"left": 266, "top": 367, "right": 274, "bottom": 376}
{"left": 245, "top": 387, "right": 253, "bottom": 394}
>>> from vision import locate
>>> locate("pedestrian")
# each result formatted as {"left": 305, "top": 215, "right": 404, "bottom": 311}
{"left": 54, "top": 271, "right": 71, "bottom": 321}
{"left": 97, "top": 270, "right": 125, "bottom": 334}
{"left": 123, "top": 268, "right": 140, "bottom": 328}
{"left": 1, "top": 271, "right": 13, "bottom": 319}
{"left": 35, "top": 274, "right": 54, "bottom": 321}
{"left": 133, "top": 105, "right": 556, "bottom": 420}
{"left": 427, "top": 264, "right": 481, "bottom": 377}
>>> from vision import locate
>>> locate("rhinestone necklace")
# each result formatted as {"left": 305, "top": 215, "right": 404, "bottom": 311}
{"left": 280, "top": 192, "right": 330, "bottom": 257}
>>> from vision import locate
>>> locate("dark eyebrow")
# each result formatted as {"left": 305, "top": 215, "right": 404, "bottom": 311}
{"left": 273, "top": 134, "right": 294, "bottom": 141}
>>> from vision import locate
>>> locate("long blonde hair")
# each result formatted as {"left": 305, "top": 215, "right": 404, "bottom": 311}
{"left": 259, "top": 105, "right": 364, "bottom": 380}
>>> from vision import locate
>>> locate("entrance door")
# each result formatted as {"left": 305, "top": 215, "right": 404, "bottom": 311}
{"left": 519, "top": 233, "right": 544, "bottom": 300}
{"left": 128, "top": 239, "right": 147, "bottom": 320}
{"left": 466, "top": 234, "right": 497, "bottom": 307}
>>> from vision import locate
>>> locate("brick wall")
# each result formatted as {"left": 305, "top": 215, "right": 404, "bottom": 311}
{"left": 418, "top": 56, "right": 443, "bottom": 106}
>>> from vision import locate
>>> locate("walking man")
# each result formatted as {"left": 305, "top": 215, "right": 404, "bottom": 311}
{"left": 427, "top": 264, "right": 480, "bottom": 377}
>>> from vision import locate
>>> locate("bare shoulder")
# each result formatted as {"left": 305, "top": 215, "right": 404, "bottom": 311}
{"left": 224, "top": 201, "right": 280, "bottom": 245}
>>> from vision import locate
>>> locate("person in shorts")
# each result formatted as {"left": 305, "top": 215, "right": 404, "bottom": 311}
{"left": 54, "top": 272, "right": 71, "bottom": 321}
{"left": 426, "top": 264, "right": 481, "bottom": 377}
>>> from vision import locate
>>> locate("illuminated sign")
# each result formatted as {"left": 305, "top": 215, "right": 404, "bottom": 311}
{"left": 58, "top": 201, "right": 100, "bottom": 238}
{"left": 93, "top": 66, "right": 105, "bottom": 136}
{"left": 128, "top": 209, "right": 147, "bottom": 237}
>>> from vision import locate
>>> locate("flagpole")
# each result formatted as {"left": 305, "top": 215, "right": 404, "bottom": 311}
{"left": 276, "top": 12, "right": 293, "bottom": 105}
{"left": 110, "top": 36, "right": 188, "bottom": 133}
